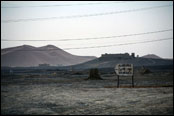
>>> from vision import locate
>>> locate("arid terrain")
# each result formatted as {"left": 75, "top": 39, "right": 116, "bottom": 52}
{"left": 1, "top": 68, "right": 173, "bottom": 115}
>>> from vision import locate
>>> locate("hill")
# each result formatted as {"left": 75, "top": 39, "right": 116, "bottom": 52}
{"left": 1, "top": 45, "right": 96, "bottom": 67}
{"left": 141, "top": 54, "right": 162, "bottom": 59}
{"left": 70, "top": 53, "right": 173, "bottom": 70}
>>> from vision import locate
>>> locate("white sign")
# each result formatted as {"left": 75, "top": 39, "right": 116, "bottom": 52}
{"left": 115, "top": 64, "right": 133, "bottom": 76}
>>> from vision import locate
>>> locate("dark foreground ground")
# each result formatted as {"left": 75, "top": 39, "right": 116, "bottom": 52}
{"left": 1, "top": 68, "right": 173, "bottom": 115}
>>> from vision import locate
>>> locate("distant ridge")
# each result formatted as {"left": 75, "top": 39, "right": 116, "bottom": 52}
{"left": 1, "top": 45, "right": 96, "bottom": 67}
{"left": 141, "top": 54, "right": 162, "bottom": 59}
{"left": 69, "top": 53, "right": 173, "bottom": 69}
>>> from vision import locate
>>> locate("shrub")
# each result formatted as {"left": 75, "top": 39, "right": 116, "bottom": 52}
{"left": 87, "top": 68, "right": 103, "bottom": 80}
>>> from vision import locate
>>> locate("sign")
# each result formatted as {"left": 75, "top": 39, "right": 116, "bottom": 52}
{"left": 114, "top": 64, "right": 134, "bottom": 87}
{"left": 115, "top": 64, "right": 133, "bottom": 76}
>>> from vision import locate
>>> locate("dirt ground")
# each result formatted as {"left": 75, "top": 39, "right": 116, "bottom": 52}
{"left": 1, "top": 70, "right": 173, "bottom": 115}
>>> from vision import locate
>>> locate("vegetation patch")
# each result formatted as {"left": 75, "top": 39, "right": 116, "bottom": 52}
{"left": 86, "top": 68, "right": 103, "bottom": 80}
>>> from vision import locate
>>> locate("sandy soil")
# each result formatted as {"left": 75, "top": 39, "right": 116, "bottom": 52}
{"left": 1, "top": 71, "right": 173, "bottom": 115}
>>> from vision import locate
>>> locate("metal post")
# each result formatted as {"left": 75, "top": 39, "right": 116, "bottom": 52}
{"left": 132, "top": 75, "right": 134, "bottom": 87}
{"left": 117, "top": 75, "right": 119, "bottom": 88}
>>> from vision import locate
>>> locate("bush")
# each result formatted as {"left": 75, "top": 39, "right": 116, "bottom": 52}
{"left": 87, "top": 68, "right": 103, "bottom": 80}
{"left": 140, "top": 66, "right": 152, "bottom": 75}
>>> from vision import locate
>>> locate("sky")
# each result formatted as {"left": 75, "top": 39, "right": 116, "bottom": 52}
{"left": 1, "top": 1, "right": 173, "bottom": 58}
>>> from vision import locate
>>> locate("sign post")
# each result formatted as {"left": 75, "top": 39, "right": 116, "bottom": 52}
{"left": 115, "top": 64, "right": 134, "bottom": 87}
{"left": 132, "top": 75, "right": 134, "bottom": 87}
{"left": 117, "top": 75, "right": 119, "bottom": 87}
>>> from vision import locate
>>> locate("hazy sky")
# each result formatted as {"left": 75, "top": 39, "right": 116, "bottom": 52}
{"left": 1, "top": 1, "right": 173, "bottom": 58}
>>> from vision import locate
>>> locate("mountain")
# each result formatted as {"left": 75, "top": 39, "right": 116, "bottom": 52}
{"left": 141, "top": 54, "right": 162, "bottom": 59}
{"left": 1, "top": 45, "right": 96, "bottom": 67}
{"left": 70, "top": 53, "right": 173, "bottom": 70}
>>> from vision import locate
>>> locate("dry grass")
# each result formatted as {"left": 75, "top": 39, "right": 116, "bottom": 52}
{"left": 104, "top": 85, "right": 173, "bottom": 88}
{"left": 1, "top": 70, "right": 173, "bottom": 115}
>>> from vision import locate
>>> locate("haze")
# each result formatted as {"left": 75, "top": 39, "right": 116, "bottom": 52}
{"left": 1, "top": 1, "right": 173, "bottom": 58}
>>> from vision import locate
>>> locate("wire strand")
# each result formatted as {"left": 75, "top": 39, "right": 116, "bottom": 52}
{"left": 64, "top": 38, "right": 173, "bottom": 50}
{"left": 2, "top": 37, "right": 172, "bottom": 51}
{"left": 2, "top": 29, "right": 173, "bottom": 42}
{"left": 1, "top": 1, "right": 130, "bottom": 8}
{"left": 2, "top": 4, "right": 173, "bottom": 23}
